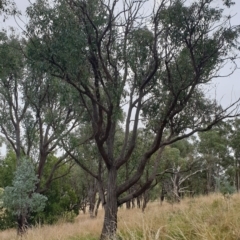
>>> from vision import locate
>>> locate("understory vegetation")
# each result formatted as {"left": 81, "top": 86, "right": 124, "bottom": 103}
{"left": 1, "top": 194, "right": 240, "bottom": 240}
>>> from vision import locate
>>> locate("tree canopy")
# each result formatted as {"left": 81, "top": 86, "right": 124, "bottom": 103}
{"left": 0, "top": 0, "right": 239, "bottom": 239}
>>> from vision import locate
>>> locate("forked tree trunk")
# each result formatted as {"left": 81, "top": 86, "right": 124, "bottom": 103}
{"left": 100, "top": 167, "right": 118, "bottom": 240}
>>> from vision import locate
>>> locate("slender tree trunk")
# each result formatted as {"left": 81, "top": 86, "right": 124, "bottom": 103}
{"left": 89, "top": 201, "right": 96, "bottom": 218}
{"left": 88, "top": 184, "right": 97, "bottom": 218}
{"left": 100, "top": 167, "right": 118, "bottom": 240}
{"left": 94, "top": 198, "right": 101, "bottom": 217}
{"left": 131, "top": 198, "right": 135, "bottom": 209}
{"left": 142, "top": 191, "right": 149, "bottom": 212}
{"left": 137, "top": 196, "right": 141, "bottom": 208}
{"left": 172, "top": 172, "right": 181, "bottom": 202}
{"left": 126, "top": 200, "right": 131, "bottom": 209}
{"left": 173, "top": 185, "right": 180, "bottom": 202}
{"left": 15, "top": 124, "right": 21, "bottom": 163}
{"left": 82, "top": 202, "right": 87, "bottom": 214}
{"left": 238, "top": 162, "right": 240, "bottom": 192}
{"left": 236, "top": 158, "right": 240, "bottom": 192}
{"left": 206, "top": 164, "right": 212, "bottom": 194}
{"left": 125, "top": 163, "right": 131, "bottom": 209}
{"left": 17, "top": 213, "right": 28, "bottom": 235}
{"left": 160, "top": 186, "right": 165, "bottom": 205}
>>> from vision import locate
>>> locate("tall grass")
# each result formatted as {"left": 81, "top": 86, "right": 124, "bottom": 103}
{"left": 1, "top": 194, "right": 240, "bottom": 240}
{"left": 118, "top": 193, "right": 240, "bottom": 240}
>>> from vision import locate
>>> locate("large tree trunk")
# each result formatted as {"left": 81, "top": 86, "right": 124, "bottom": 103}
{"left": 100, "top": 167, "right": 118, "bottom": 240}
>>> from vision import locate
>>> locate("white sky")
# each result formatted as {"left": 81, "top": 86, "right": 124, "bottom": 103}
{"left": 1, "top": 0, "right": 240, "bottom": 109}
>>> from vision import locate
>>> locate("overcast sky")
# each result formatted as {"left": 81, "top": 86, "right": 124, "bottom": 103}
{"left": 1, "top": 0, "right": 240, "bottom": 109}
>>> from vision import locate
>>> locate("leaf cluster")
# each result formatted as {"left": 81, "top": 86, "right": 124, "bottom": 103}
{"left": 2, "top": 158, "right": 47, "bottom": 217}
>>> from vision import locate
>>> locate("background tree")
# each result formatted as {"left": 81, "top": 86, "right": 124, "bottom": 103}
{"left": 35, "top": 154, "right": 79, "bottom": 224}
{"left": 0, "top": 33, "right": 27, "bottom": 161}
{"left": 159, "top": 138, "right": 201, "bottom": 202}
{"left": 0, "top": 33, "right": 84, "bottom": 193}
{"left": 228, "top": 118, "right": 240, "bottom": 192}
{"left": 0, "top": 150, "right": 16, "bottom": 188}
{"left": 198, "top": 125, "right": 231, "bottom": 193}
{"left": 0, "top": 0, "right": 17, "bottom": 18}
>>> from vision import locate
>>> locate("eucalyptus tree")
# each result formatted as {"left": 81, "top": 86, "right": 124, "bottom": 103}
{"left": 160, "top": 139, "right": 203, "bottom": 202}
{"left": 0, "top": 33, "right": 83, "bottom": 193}
{"left": 24, "top": 70, "right": 83, "bottom": 192}
{"left": 0, "top": 0, "right": 16, "bottom": 16}
{"left": 0, "top": 150, "right": 16, "bottom": 188}
{"left": 0, "top": 33, "right": 27, "bottom": 161}
{"left": 198, "top": 126, "right": 230, "bottom": 193}
{"left": 25, "top": 0, "right": 240, "bottom": 238}
{"left": 227, "top": 118, "right": 240, "bottom": 191}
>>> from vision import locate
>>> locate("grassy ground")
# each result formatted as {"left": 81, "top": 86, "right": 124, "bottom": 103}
{"left": 1, "top": 193, "right": 240, "bottom": 240}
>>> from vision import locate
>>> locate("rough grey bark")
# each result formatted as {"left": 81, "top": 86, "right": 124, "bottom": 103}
{"left": 100, "top": 167, "right": 118, "bottom": 240}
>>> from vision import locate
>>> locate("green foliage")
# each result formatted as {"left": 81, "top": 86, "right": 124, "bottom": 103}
{"left": 0, "top": 32, "right": 24, "bottom": 80}
{"left": 0, "top": 152, "right": 16, "bottom": 230}
{"left": 223, "top": 0, "right": 235, "bottom": 8}
{"left": 0, "top": 210, "right": 15, "bottom": 231}
{"left": 33, "top": 155, "right": 79, "bottom": 224}
{"left": 36, "top": 180, "right": 78, "bottom": 224}
{"left": 0, "top": 150, "right": 16, "bottom": 188}
{"left": 26, "top": 0, "right": 88, "bottom": 79}
{"left": 2, "top": 158, "right": 47, "bottom": 217}
{"left": 219, "top": 180, "right": 236, "bottom": 196}
{"left": 128, "top": 27, "right": 154, "bottom": 75}
{"left": 0, "top": 0, "right": 17, "bottom": 17}
{"left": 199, "top": 130, "right": 228, "bottom": 156}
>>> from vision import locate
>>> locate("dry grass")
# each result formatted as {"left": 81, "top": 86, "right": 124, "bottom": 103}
{"left": 1, "top": 194, "right": 240, "bottom": 240}
{"left": 118, "top": 193, "right": 240, "bottom": 240}
{"left": 0, "top": 213, "right": 103, "bottom": 240}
